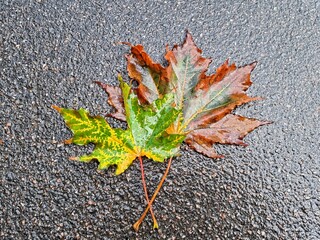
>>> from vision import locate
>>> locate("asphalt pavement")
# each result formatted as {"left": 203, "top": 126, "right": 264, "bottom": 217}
{"left": 1, "top": 1, "right": 319, "bottom": 239}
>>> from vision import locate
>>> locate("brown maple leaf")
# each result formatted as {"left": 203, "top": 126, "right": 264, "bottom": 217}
{"left": 97, "top": 32, "right": 270, "bottom": 158}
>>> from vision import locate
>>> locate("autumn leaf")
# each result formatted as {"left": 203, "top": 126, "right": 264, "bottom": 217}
{"left": 125, "top": 32, "right": 270, "bottom": 158}
{"left": 53, "top": 76, "right": 184, "bottom": 175}
{"left": 124, "top": 32, "right": 271, "bottom": 231}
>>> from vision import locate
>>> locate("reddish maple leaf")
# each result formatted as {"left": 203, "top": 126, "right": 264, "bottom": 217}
{"left": 98, "top": 32, "right": 269, "bottom": 159}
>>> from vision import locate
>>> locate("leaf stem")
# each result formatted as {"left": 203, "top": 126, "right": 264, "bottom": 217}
{"left": 133, "top": 156, "right": 173, "bottom": 232}
{"left": 138, "top": 155, "right": 158, "bottom": 229}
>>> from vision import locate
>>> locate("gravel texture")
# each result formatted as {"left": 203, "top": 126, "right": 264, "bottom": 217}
{"left": 1, "top": 0, "right": 320, "bottom": 239}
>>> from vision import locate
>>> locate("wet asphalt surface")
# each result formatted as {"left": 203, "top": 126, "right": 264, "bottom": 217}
{"left": 1, "top": 1, "right": 320, "bottom": 239}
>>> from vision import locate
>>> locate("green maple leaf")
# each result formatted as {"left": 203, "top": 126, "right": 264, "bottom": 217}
{"left": 53, "top": 76, "right": 184, "bottom": 175}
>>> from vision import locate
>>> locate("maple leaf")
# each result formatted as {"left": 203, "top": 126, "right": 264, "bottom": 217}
{"left": 124, "top": 32, "right": 270, "bottom": 158}
{"left": 53, "top": 77, "right": 184, "bottom": 175}
{"left": 124, "top": 32, "right": 270, "bottom": 231}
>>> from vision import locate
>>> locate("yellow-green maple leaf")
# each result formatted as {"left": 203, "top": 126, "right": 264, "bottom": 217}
{"left": 53, "top": 78, "right": 185, "bottom": 175}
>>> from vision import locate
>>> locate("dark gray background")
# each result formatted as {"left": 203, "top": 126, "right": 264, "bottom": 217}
{"left": 1, "top": 0, "right": 319, "bottom": 239}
